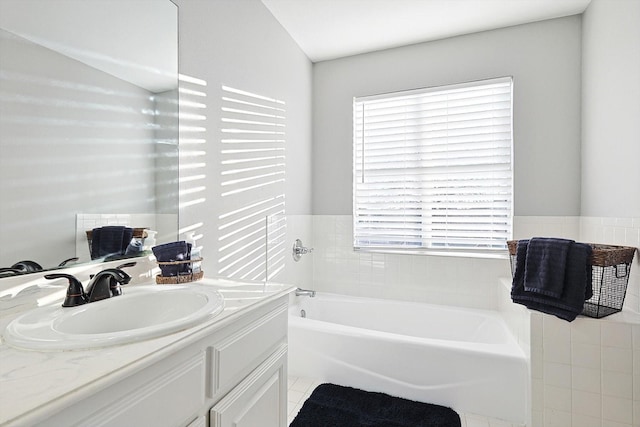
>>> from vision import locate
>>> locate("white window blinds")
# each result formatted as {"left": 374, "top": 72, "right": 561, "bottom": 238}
{"left": 353, "top": 77, "right": 513, "bottom": 253}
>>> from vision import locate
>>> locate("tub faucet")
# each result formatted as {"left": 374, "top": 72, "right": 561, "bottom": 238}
{"left": 292, "top": 239, "right": 314, "bottom": 262}
{"left": 295, "top": 287, "right": 316, "bottom": 297}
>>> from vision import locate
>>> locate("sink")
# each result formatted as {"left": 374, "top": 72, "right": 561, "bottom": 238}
{"left": 3, "top": 285, "right": 224, "bottom": 351}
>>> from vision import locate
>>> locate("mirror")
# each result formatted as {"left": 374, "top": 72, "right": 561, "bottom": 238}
{"left": 0, "top": 0, "right": 179, "bottom": 274}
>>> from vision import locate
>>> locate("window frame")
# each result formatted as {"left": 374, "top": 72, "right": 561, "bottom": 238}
{"left": 352, "top": 77, "right": 514, "bottom": 258}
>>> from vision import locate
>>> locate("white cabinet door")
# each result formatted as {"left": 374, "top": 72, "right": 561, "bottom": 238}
{"left": 210, "top": 303, "right": 287, "bottom": 397}
{"left": 210, "top": 345, "right": 287, "bottom": 427}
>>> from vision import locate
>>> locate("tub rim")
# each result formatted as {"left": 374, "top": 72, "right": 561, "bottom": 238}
{"left": 289, "top": 292, "right": 526, "bottom": 359}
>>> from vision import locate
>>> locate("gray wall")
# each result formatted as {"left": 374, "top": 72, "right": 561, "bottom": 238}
{"left": 175, "top": 0, "right": 313, "bottom": 277}
{"left": 581, "top": 0, "right": 640, "bottom": 217}
{"left": 0, "top": 29, "right": 157, "bottom": 267}
{"left": 312, "top": 16, "right": 583, "bottom": 217}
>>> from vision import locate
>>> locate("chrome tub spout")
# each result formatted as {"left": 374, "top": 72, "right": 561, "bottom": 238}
{"left": 295, "top": 288, "right": 316, "bottom": 297}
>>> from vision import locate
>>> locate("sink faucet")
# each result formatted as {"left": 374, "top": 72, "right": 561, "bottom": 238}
{"left": 84, "top": 268, "right": 132, "bottom": 302}
{"left": 45, "top": 262, "right": 135, "bottom": 307}
{"left": 295, "top": 288, "right": 316, "bottom": 297}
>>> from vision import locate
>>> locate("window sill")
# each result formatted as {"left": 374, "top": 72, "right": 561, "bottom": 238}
{"left": 354, "top": 247, "right": 510, "bottom": 260}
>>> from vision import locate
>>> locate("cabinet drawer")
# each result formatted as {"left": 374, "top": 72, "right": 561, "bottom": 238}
{"left": 210, "top": 345, "right": 287, "bottom": 427}
{"left": 69, "top": 352, "right": 206, "bottom": 427}
{"left": 186, "top": 415, "right": 207, "bottom": 427}
{"left": 210, "top": 303, "right": 287, "bottom": 395}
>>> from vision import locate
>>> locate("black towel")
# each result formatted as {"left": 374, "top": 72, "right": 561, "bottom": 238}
{"left": 512, "top": 240, "right": 592, "bottom": 322}
{"left": 151, "top": 241, "right": 191, "bottom": 276}
{"left": 524, "top": 237, "right": 574, "bottom": 298}
{"left": 90, "top": 226, "right": 133, "bottom": 260}
{"left": 290, "top": 383, "right": 460, "bottom": 427}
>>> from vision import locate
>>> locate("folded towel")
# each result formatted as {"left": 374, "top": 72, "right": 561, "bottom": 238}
{"left": 152, "top": 241, "right": 191, "bottom": 276}
{"left": 512, "top": 240, "right": 592, "bottom": 322}
{"left": 524, "top": 237, "right": 574, "bottom": 298}
{"left": 90, "top": 226, "right": 134, "bottom": 260}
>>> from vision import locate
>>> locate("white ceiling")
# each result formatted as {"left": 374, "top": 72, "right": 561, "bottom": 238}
{"left": 261, "top": 0, "right": 592, "bottom": 62}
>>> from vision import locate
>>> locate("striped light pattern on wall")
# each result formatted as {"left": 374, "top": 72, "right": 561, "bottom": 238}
{"left": 218, "top": 86, "right": 286, "bottom": 280}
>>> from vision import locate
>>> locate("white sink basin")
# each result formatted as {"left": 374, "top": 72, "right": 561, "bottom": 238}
{"left": 4, "top": 285, "right": 224, "bottom": 351}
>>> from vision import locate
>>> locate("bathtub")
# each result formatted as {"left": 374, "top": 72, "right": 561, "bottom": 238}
{"left": 288, "top": 292, "right": 528, "bottom": 424}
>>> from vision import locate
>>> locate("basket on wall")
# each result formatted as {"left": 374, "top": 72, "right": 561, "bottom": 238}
{"left": 507, "top": 240, "right": 637, "bottom": 318}
{"left": 155, "top": 258, "right": 204, "bottom": 284}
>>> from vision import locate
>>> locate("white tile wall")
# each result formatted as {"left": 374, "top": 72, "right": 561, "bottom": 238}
{"left": 512, "top": 216, "right": 581, "bottom": 241}
{"left": 311, "top": 215, "right": 510, "bottom": 310}
{"left": 529, "top": 316, "right": 640, "bottom": 427}
{"left": 518, "top": 216, "right": 640, "bottom": 427}
{"left": 273, "top": 215, "right": 314, "bottom": 289}
{"left": 498, "top": 277, "right": 531, "bottom": 355}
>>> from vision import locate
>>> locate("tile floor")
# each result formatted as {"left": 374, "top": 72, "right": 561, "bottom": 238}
{"left": 287, "top": 376, "right": 526, "bottom": 427}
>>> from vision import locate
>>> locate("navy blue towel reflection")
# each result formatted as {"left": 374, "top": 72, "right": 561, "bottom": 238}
{"left": 90, "top": 226, "right": 133, "bottom": 260}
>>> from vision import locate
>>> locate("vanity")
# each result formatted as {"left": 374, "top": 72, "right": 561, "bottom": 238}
{"left": 0, "top": 277, "right": 294, "bottom": 427}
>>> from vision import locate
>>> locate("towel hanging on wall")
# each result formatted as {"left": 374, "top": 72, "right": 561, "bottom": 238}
{"left": 511, "top": 238, "right": 592, "bottom": 322}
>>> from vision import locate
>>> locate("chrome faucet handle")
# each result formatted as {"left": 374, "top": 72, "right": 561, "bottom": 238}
{"left": 292, "top": 239, "right": 314, "bottom": 262}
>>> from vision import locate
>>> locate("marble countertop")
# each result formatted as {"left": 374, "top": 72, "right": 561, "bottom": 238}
{"left": 0, "top": 276, "right": 294, "bottom": 426}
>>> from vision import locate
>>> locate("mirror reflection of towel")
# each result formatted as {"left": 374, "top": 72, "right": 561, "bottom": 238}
{"left": 90, "top": 226, "right": 133, "bottom": 260}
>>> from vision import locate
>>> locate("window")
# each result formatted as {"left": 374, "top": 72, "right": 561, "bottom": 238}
{"left": 353, "top": 77, "right": 513, "bottom": 254}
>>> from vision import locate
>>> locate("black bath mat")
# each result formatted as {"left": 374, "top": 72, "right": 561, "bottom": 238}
{"left": 290, "top": 383, "right": 461, "bottom": 427}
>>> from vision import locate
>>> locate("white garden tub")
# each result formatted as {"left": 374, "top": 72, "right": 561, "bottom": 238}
{"left": 288, "top": 292, "right": 528, "bottom": 423}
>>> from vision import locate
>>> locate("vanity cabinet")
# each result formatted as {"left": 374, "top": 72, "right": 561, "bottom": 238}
{"left": 187, "top": 417, "right": 208, "bottom": 427}
{"left": 210, "top": 346, "right": 287, "bottom": 427}
{"left": 33, "top": 295, "right": 289, "bottom": 427}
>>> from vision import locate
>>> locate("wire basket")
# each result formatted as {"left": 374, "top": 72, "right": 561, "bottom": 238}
{"left": 507, "top": 240, "right": 636, "bottom": 318}
{"left": 155, "top": 258, "right": 204, "bottom": 284}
